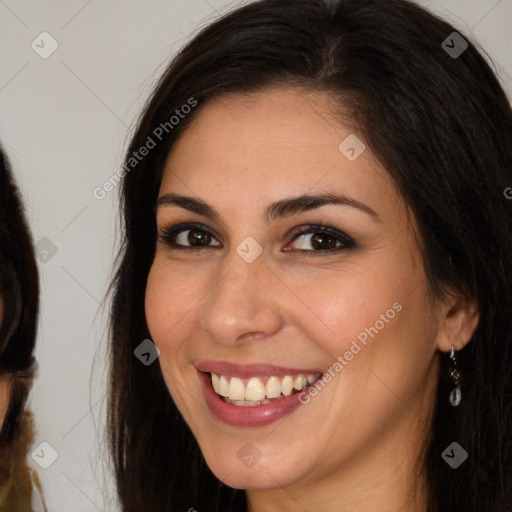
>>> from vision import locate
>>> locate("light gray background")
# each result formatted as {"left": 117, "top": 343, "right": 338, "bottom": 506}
{"left": 0, "top": 1, "right": 510, "bottom": 510}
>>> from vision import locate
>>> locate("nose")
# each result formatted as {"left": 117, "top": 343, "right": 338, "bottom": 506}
{"left": 199, "top": 248, "right": 284, "bottom": 347}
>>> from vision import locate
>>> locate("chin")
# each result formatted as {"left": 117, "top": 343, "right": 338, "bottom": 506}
{"left": 200, "top": 446, "right": 303, "bottom": 490}
{"left": 219, "top": 467, "right": 294, "bottom": 491}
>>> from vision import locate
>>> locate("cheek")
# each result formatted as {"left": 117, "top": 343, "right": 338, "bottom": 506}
{"left": 291, "top": 257, "right": 434, "bottom": 404}
{"left": 289, "top": 265, "right": 403, "bottom": 355}
{"left": 144, "top": 264, "right": 166, "bottom": 343}
{"left": 145, "top": 259, "right": 191, "bottom": 342}
{"left": 145, "top": 263, "right": 185, "bottom": 375}
{"left": 145, "top": 258, "right": 210, "bottom": 373}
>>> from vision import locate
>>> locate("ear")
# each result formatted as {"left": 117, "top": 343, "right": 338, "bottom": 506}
{"left": 435, "top": 294, "right": 480, "bottom": 352}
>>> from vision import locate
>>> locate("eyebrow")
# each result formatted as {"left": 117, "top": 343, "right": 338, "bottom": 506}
{"left": 156, "top": 192, "right": 381, "bottom": 223}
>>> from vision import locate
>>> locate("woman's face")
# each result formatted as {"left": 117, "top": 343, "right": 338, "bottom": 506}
{"left": 145, "top": 88, "right": 451, "bottom": 495}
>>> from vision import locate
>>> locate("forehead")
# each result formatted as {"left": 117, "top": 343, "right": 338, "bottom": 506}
{"left": 160, "top": 87, "right": 396, "bottom": 217}
{"left": 167, "top": 88, "right": 354, "bottom": 164}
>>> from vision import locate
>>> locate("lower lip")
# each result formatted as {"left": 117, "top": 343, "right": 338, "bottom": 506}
{"left": 199, "top": 371, "right": 307, "bottom": 427}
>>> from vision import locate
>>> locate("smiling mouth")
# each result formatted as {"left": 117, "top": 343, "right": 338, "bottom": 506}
{"left": 209, "top": 372, "right": 320, "bottom": 406}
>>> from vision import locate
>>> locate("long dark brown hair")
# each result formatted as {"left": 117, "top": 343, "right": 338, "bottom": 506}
{"left": 0, "top": 147, "right": 39, "bottom": 478}
{"left": 107, "top": 1, "right": 512, "bottom": 510}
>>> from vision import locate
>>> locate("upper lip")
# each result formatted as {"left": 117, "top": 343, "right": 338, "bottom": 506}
{"left": 196, "top": 360, "right": 323, "bottom": 378}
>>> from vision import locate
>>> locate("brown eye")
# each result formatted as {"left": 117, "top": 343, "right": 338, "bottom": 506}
{"left": 187, "top": 229, "right": 214, "bottom": 246}
{"left": 295, "top": 232, "right": 339, "bottom": 250}
{"left": 159, "top": 223, "right": 221, "bottom": 249}
{"left": 287, "top": 224, "right": 356, "bottom": 254}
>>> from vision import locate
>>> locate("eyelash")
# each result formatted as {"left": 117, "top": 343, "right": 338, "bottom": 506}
{"left": 158, "top": 222, "right": 357, "bottom": 256}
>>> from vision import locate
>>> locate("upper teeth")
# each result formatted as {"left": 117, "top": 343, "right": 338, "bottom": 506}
{"left": 211, "top": 373, "right": 317, "bottom": 402}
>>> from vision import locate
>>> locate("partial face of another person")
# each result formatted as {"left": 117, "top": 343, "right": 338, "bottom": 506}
{"left": 0, "top": 296, "right": 9, "bottom": 429}
{"left": 145, "top": 88, "right": 469, "bottom": 493}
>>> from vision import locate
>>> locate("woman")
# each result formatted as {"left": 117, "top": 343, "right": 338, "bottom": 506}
{"left": 107, "top": 0, "right": 512, "bottom": 510}
{"left": 0, "top": 147, "right": 44, "bottom": 510}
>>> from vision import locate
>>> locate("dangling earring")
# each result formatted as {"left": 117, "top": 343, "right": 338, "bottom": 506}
{"left": 448, "top": 344, "right": 462, "bottom": 407}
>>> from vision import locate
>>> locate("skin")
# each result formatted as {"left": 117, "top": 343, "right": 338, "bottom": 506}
{"left": 145, "top": 87, "right": 480, "bottom": 512}
{"left": 0, "top": 297, "right": 9, "bottom": 428}
{"left": 0, "top": 378, "right": 7, "bottom": 429}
